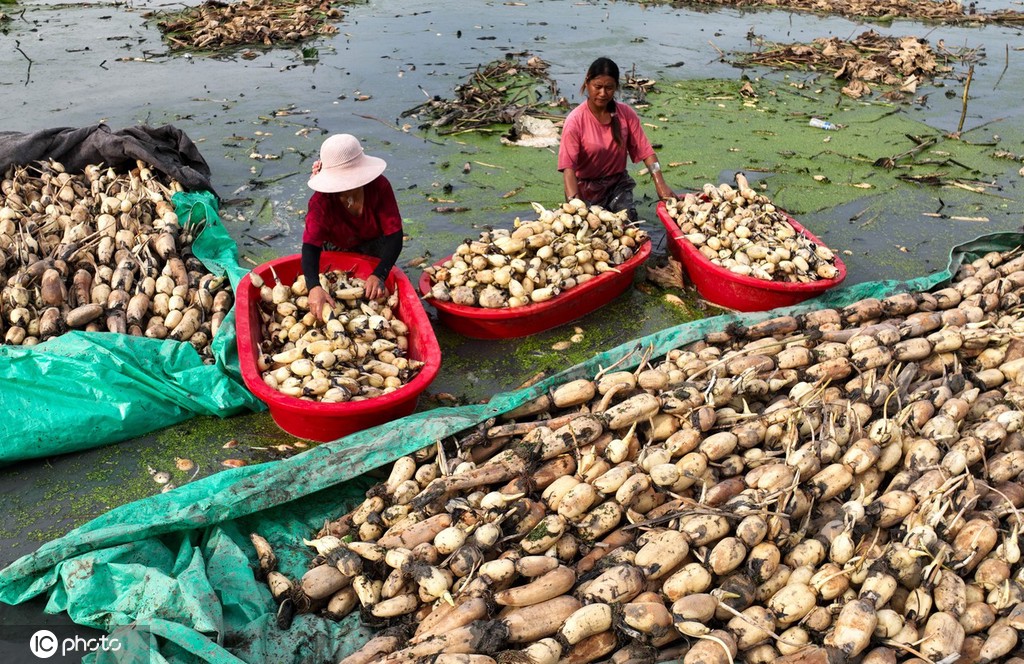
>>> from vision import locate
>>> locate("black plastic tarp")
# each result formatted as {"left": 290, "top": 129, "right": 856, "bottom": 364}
{"left": 0, "top": 124, "right": 216, "bottom": 196}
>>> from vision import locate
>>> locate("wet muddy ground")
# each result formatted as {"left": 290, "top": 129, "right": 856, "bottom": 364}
{"left": 2, "top": 0, "right": 1024, "bottom": 628}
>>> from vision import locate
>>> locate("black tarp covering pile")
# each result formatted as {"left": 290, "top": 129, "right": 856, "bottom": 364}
{"left": 0, "top": 124, "right": 216, "bottom": 196}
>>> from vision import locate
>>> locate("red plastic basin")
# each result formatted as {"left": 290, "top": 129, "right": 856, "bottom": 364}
{"left": 418, "top": 240, "right": 651, "bottom": 339}
{"left": 657, "top": 201, "right": 846, "bottom": 312}
{"left": 235, "top": 252, "right": 442, "bottom": 442}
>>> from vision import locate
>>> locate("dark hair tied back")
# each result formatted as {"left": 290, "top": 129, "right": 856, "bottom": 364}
{"left": 583, "top": 57, "right": 622, "bottom": 148}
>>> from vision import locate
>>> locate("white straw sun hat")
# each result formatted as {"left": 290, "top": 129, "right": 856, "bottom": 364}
{"left": 307, "top": 134, "right": 387, "bottom": 193}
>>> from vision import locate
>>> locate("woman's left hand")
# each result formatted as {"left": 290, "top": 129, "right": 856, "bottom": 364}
{"left": 655, "top": 182, "right": 676, "bottom": 201}
{"left": 655, "top": 180, "right": 679, "bottom": 200}
{"left": 364, "top": 275, "right": 387, "bottom": 300}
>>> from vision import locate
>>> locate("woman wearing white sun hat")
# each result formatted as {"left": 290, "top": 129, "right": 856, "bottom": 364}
{"left": 302, "top": 134, "right": 404, "bottom": 319}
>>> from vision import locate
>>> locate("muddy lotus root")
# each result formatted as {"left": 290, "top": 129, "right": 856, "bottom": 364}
{"left": 0, "top": 159, "right": 232, "bottom": 358}
{"left": 424, "top": 199, "right": 648, "bottom": 308}
{"left": 253, "top": 269, "right": 423, "bottom": 403}
{"left": 665, "top": 172, "right": 841, "bottom": 283}
{"left": 254, "top": 247, "right": 1024, "bottom": 664}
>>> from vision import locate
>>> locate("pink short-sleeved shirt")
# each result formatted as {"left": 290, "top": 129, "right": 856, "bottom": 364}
{"left": 557, "top": 101, "right": 655, "bottom": 181}
{"left": 302, "top": 175, "right": 403, "bottom": 249}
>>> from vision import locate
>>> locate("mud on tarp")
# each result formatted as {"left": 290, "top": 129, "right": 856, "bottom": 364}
{"left": 0, "top": 232, "right": 1020, "bottom": 664}
{"left": 0, "top": 190, "right": 262, "bottom": 465}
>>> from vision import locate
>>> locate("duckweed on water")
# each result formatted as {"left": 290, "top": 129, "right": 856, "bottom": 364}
{"left": 461, "top": 76, "right": 1014, "bottom": 215}
{"left": 0, "top": 412, "right": 295, "bottom": 556}
{"left": 427, "top": 284, "right": 718, "bottom": 402}
{"left": 241, "top": 245, "right": 285, "bottom": 269}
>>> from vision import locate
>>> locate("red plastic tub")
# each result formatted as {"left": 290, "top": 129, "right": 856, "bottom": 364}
{"left": 657, "top": 201, "right": 846, "bottom": 312}
{"left": 236, "top": 252, "right": 442, "bottom": 442}
{"left": 418, "top": 240, "right": 651, "bottom": 339}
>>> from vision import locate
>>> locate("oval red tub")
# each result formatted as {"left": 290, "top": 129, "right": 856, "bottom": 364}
{"left": 418, "top": 240, "right": 651, "bottom": 339}
{"left": 657, "top": 201, "right": 846, "bottom": 312}
{"left": 236, "top": 252, "right": 442, "bottom": 442}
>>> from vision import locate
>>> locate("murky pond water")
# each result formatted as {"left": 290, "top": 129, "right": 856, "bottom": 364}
{"left": 2, "top": 0, "right": 1023, "bottom": 631}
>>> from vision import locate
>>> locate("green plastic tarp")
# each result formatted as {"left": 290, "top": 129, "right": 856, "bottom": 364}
{"left": 0, "top": 192, "right": 263, "bottom": 466}
{"left": 0, "top": 232, "right": 1020, "bottom": 663}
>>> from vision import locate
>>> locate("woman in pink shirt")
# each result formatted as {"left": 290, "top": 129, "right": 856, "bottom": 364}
{"left": 558, "top": 57, "right": 675, "bottom": 220}
{"left": 302, "top": 134, "right": 404, "bottom": 319}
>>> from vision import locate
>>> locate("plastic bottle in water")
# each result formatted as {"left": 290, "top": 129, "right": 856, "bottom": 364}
{"left": 809, "top": 118, "right": 839, "bottom": 131}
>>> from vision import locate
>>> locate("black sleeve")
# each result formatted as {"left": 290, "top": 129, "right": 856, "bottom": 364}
{"left": 371, "top": 231, "right": 404, "bottom": 281}
{"left": 301, "top": 242, "right": 323, "bottom": 291}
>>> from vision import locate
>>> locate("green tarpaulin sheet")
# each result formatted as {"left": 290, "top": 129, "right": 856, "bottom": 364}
{"left": 0, "top": 192, "right": 263, "bottom": 466}
{"left": 0, "top": 232, "right": 1020, "bottom": 663}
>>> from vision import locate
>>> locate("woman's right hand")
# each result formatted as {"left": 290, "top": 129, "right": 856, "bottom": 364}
{"left": 308, "top": 286, "right": 336, "bottom": 322}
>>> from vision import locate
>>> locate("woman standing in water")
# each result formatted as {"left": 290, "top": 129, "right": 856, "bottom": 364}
{"left": 558, "top": 57, "right": 675, "bottom": 219}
